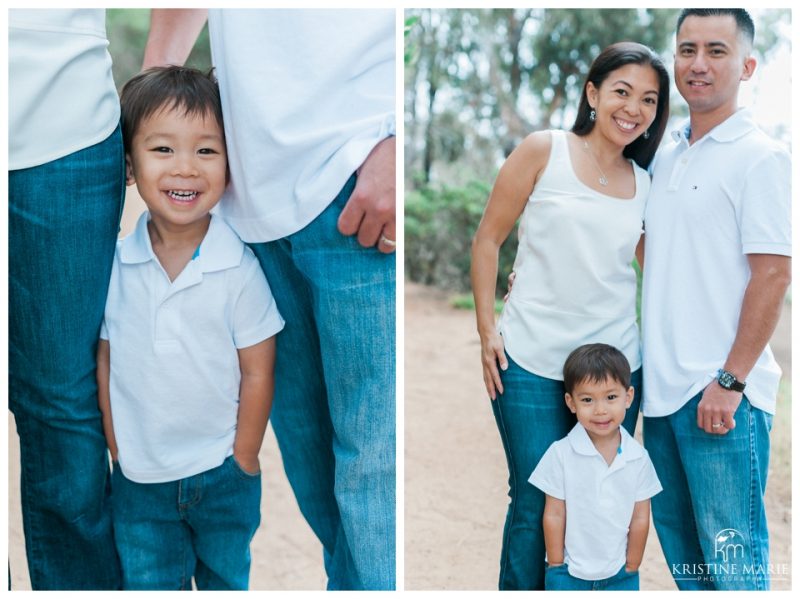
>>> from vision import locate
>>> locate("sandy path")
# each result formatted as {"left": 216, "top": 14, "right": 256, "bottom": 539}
{"left": 404, "top": 282, "right": 791, "bottom": 590}
{"left": 7, "top": 188, "right": 326, "bottom": 590}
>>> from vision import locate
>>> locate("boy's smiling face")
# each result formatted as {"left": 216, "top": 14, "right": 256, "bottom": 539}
{"left": 565, "top": 376, "right": 634, "bottom": 442}
{"left": 126, "top": 105, "right": 227, "bottom": 232}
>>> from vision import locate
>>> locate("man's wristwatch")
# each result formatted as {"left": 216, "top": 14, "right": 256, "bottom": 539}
{"left": 716, "top": 368, "right": 746, "bottom": 392}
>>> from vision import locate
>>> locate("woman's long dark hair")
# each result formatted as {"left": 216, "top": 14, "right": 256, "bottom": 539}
{"left": 572, "top": 42, "right": 670, "bottom": 169}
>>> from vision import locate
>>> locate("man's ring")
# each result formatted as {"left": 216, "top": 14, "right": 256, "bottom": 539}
{"left": 380, "top": 235, "right": 396, "bottom": 248}
{"left": 712, "top": 422, "right": 723, "bottom": 429}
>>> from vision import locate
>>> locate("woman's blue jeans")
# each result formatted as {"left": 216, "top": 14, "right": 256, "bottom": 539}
{"left": 643, "top": 392, "right": 772, "bottom": 590}
{"left": 248, "top": 174, "right": 396, "bottom": 590}
{"left": 8, "top": 126, "right": 125, "bottom": 589}
{"left": 490, "top": 353, "right": 642, "bottom": 590}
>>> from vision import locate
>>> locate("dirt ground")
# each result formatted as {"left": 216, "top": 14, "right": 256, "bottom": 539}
{"left": 7, "top": 188, "right": 326, "bottom": 591}
{"left": 404, "top": 281, "right": 792, "bottom": 590}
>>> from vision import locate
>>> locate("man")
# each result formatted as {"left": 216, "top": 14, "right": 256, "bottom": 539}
{"left": 141, "top": 9, "right": 396, "bottom": 590}
{"left": 9, "top": 9, "right": 123, "bottom": 589}
{"left": 641, "top": 9, "right": 790, "bottom": 591}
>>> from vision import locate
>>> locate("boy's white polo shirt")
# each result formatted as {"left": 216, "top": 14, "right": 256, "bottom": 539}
{"left": 529, "top": 423, "right": 662, "bottom": 581}
{"left": 101, "top": 212, "right": 284, "bottom": 483}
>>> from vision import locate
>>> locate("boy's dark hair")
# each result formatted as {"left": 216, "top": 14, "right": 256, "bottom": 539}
{"left": 677, "top": 9, "right": 755, "bottom": 48}
{"left": 563, "top": 343, "right": 631, "bottom": 395}
{"left": 572, "top": 42, "right": 671, "bottom": 170}
{"left": 120, "top": 66, "right": 224, "bottom": 154}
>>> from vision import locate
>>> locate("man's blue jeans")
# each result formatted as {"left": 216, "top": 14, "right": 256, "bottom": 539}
{"left": 248, "top": 174, "right": 396, "bottom": 590}
{"left": 111, "top": 456, "right": 261, "bottom": 590}
{"left": 545, "top": 563, "right": 639, "bottom": 591}
{"left": 8, "top": 126, "right": 124, "bottom": 589}
{"left": 490, "top": 353, "right": 642, "bottom": 590}
{"left": 644, "top": 392, "right": 772, "bottom": 590}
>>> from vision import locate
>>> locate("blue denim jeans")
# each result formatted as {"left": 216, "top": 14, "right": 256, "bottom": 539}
{"left": 644, "top": 392, "right": 772, "bottom": 590}
{"left": 491, "top": 353, "right": 642, "bottom": 590}
{"left": 8, "top": 126, "right": 124, "bottom": 590}
{"left": 111, "top": 456, "right": 261, "bottom": 590}
{"left": 545, "top": 563, "right": 639, "bottom": 591}
{"left": 248, "top": 174, "right": 396, "bottom": 590}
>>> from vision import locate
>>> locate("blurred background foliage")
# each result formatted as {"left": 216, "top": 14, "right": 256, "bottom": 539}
{"left": 106, "top": 9, "right": 211, "bottom": 90}
{"left": 404, "top": 8, "right": 791, "bottom": 296}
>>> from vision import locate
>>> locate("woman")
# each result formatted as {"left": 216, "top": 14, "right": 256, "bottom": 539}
{"left": 470, "top": 42, "right": 670, "bottom": 590}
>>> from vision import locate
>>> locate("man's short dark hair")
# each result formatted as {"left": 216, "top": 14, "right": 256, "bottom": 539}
{"left": 120, "top": 66, "right": 224, "bottom": 154}
{"left": 563, "top": 343, "right": 631, "bottom": 396}
{"left": 677, "top": 9, "right": 755, "bottom": 48}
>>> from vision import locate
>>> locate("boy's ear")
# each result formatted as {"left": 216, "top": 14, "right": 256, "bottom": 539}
{"left": 125, "top": 154, "right": 136, "bottom": 186}
{"left": 625, "top": 386, "right": 635, "bottom": 409}
{"left": 564, "top": 393, "right": 577, "bottom": 414}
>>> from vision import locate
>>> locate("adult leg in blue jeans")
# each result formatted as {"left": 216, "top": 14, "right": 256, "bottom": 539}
{"left": 491, "top": 356, "right": 641, "bottom": 590}
{"left": 8, "top": 126, "right": 124, "bottom": 590}
{"left": 645, "top": 392, "right": 771, "bottom": 591}
{"left": 249, "top": 174, "right": 396, "bottom": 590}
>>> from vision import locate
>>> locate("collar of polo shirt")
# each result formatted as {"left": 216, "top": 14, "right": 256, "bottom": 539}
{"left": 566, "top": 422, "right": 646, "bottom": 465}
{"left": 119, "top": 211, "right": 244, "bottom": 274}
{"left": 672, "top": 107, "right": 756, "bottom": 145}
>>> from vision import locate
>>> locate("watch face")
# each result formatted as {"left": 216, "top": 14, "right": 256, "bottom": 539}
{"left": 719, "top": 371, "right": 734, "bottom": 388}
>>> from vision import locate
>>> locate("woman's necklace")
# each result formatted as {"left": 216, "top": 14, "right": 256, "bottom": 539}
{"left": 583, "top": 140, "right": 609, "bottom": 187}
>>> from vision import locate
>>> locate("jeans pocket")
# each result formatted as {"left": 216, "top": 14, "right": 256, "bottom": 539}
{"left": 230, "top": 455, "right": 261, "bottom": 479}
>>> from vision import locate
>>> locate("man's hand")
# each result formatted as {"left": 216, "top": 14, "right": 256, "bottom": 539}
{"left": 697, "top": 381, "right": 742, "bottom": 434}
{"left": 503, "top": 271, "right": 516, "bottom": 302}
{"left": 337, "top": 136, "right": 396, "bottom": 254}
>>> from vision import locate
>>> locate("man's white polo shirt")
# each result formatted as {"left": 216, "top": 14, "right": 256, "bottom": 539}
{"left": 642, "top": 109, "right": 791, "bottom": 417}
{"left": 529, "top": 423, "right": 662, "bottom": 581}
{"left": 100, "top": 212, "right": 284, "bottom": 483}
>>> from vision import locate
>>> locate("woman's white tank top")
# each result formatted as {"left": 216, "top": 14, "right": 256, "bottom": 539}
{"left": 498, "top": 129, "right": 649, "bottom": 380}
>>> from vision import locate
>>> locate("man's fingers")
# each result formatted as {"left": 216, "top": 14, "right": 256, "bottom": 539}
{"left": 377, "top": 222, "right": 397, "bottom": 254}
{"left": 337, "top": 198, "right": 364, "bottom": 237}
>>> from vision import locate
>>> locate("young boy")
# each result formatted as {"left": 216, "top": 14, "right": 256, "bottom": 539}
{"left": 96, "top": 66, "right": 284, "bottom": 590}
{"left": 529, "top": 343, "right": 662, "bottom": 591}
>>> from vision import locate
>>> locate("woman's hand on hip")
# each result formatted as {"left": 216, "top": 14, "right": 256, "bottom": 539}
{"left": 480, "top": 331, "right": 508, "bottom": 400}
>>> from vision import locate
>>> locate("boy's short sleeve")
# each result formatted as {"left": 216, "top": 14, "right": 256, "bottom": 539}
{"left": 232, "top": 253, "right": 285, "bottom": 348}
{"left": 99, "top": 318, "right": 109, "bottom": 341}
{"left": 635, "top": 450, "right": 663, "bottom": 501}
{"left": 528, "top": 441, "right": 565, "bottom": 500}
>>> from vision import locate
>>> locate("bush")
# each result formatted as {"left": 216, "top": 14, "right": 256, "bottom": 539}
{"left": 405, "top": 180, "right": 519, "bottom": 296}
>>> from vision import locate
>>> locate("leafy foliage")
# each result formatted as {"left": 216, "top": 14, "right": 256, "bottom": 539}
{"left": 405, "top": 181, "right": 517, "bottom": 294}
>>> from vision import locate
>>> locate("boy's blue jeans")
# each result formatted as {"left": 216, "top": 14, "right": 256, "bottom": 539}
{"left": 111, "top": 456, "right": 261, "bottom": 590}
{"left": 644, "top": 391, "right": 772, "bottom": 590}
{"left": 545, "top": 564, "right": 639, "bottom": 591}
{"left": 248, "top": 174, "right": 396, "bottom": 590}
{"left": 490, "top": 353, "right": 642, "bottom": 590}
{"left": 8, "top": 126, "right": 124, "bottom": 590}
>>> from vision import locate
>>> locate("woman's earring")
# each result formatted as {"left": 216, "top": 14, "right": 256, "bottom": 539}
{"left": 643, "top": 129, "right": 650, "bottom": 140}
{"left": 589, "top": 109, "right": 596, "bottom": 122}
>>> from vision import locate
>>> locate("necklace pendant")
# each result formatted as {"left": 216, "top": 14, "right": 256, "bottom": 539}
{"left": 599, "top": 176, "right": 608, "bottom": 186}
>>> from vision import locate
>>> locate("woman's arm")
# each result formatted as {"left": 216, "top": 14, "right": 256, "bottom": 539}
{"left": 142, "top": 9, "right": 208, "bottom": 69}
{"left": 542, "top": 494, "right": 567, "bottom": 566}
{"left": 233, "top": 338, "right": 277, "bottom": 474}
{"left": 96, "top": 339, "right": 118, "bottom": 461}
{"left": 470, "top": 131, "right": 550, "bottom": 399}
{"left": 626, "top": 499, "right": 651, "bottom": 572}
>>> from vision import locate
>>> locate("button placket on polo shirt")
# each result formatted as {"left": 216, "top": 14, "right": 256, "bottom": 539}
{"left": 667, "top": 136, "right": 694, "bottom": 192}
{"left": 152, "top": 261, "right": 203, "bottom": 353}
